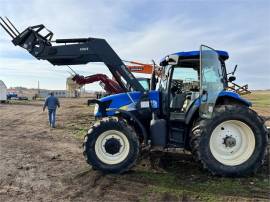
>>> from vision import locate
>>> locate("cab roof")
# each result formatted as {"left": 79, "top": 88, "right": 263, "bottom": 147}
{"left": 160, "top": 50, "right": 229, "bottom": 65}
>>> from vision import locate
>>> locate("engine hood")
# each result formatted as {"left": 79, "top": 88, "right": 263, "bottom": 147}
{"left": 94, "top": 91, "right": 160, "bottom": 117}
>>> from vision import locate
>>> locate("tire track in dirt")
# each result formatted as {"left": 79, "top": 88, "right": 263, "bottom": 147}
{"left": 0, "top": 99, "right": 146, "bottom": 202}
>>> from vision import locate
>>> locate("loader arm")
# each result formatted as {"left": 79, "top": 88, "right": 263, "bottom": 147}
{"left": 72, "top": 62, "right": 153, "bottom": 94}
{"left": 72, "top": 74, "right": 123, "bottom": 94}
{"left": 0, "top": 17, "right": 145, "bottom": 92}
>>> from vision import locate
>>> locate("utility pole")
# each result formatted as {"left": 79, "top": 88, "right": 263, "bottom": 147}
{"left": 38, "top": 80, "right": 40, "bottom": 95}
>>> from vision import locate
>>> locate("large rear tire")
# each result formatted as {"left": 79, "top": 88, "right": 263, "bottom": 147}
{"left": 83, "top": 117, "right": 140, "bottom": 173}
{"left": 190, "top": 105, "right": 268, "bottom": 177}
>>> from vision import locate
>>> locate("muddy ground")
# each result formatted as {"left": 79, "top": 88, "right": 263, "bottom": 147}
{"left": 0, "top": 94, "right": 269, "bottom": 202}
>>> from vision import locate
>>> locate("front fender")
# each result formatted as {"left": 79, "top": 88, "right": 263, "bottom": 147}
{"left": 115, "top": 109, "right": 148, "bottom": 145}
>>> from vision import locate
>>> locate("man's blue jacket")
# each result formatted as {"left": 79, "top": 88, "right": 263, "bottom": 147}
{"left": 44, "top": 95, "right": 60, "bottom": 110}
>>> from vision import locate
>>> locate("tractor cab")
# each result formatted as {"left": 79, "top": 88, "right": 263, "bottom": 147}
{"left": 158, "top": 46, "right": 229, "bottom": 120}
{"left": 152, "top": 46, "right": 230, "bottom": 147}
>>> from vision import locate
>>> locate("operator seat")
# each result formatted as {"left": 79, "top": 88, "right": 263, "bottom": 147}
{"left": 170, "top": 80, "right": 186, "bottom": 112}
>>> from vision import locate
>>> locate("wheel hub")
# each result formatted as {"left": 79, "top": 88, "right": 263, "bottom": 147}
{"left": 104, "top": 138, "right": 121, "bottom": 155}
{"left": 223, "top": 136, "right": 236, "bottom": 148}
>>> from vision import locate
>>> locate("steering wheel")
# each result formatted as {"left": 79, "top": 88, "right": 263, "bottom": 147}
{"left": 171, "top": 80, "right": 183, "bottom": 94}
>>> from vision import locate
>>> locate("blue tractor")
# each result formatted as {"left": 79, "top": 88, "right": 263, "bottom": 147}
{"left": 2, "top": 18, "right": 268, "bottom": 177}
{"left": 85, "top": 46, "right": 268, "bottom": 177}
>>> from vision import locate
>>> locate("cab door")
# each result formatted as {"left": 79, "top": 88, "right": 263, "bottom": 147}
{"left": 199, "top": 45, "right": 224, "bottom": 118}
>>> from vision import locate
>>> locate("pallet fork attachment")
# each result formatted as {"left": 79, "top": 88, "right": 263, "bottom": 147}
{"left": 0, "top": 17, "right": 145, "bottom": 92}
{"left": 0, "top": 17, "right": 19, "bottom": 38}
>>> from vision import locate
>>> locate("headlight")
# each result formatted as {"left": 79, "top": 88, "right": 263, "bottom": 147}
{"left": 93, "top": 104, "right": 99, "bottom": 115}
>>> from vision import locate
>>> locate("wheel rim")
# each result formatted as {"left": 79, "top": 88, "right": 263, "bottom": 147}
{"left": 95, "top": 130, "right": 130, "bottom": 165}
{"left": 210, "top": 120, "right": 255, "bottom": 166}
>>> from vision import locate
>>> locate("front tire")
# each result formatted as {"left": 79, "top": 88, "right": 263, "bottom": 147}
{"left": 191, "top": 105, "right": 268, "bottom": 177}
{"left": 83, "top": 117, "right": 140, "bottom": 173}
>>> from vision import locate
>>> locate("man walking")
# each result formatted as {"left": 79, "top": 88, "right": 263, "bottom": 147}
{"left": 43, "top": 92, "right": 60, "bottom": 128}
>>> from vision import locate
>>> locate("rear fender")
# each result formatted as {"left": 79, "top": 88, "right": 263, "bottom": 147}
{"left": 185, "top": 92, "right": 251, "bottom": 125}
{"left": 217, "top": 91, "right": 251, "bottom": 107}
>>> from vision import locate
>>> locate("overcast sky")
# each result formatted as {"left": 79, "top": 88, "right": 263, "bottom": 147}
{"left": 0, "top": 0, "right": 270, "bottom": 90}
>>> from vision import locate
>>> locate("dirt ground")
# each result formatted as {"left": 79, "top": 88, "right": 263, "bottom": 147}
{"left": 0, "top": 95, "right": 269, "bottom": 202}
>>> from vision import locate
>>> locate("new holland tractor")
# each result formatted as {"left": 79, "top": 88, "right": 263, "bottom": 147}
{"left": 1, "top": 17, "right": 268, "bottom": 177}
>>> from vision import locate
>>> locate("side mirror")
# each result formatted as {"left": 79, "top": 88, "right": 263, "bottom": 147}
{"left": 228, "top": 75, "right": 236, "bottom": 82}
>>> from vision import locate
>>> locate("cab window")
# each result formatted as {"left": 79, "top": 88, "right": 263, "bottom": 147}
{"left": 172, "top": 67, "right": 198, "bottom": 82}
{"left": 139, "top": 79, "right": 149, "bottom": 91}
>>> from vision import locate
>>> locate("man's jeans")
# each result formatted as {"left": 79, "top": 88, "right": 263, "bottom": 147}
{"left": 48, "top": 109, "right": 56, "bottom": 128}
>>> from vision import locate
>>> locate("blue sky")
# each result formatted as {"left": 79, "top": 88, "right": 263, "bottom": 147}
{"left": 0, "top": 0, "right": 269, "bottom": 90}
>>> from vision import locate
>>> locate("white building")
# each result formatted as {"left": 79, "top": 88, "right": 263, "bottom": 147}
{"left": 38, "top": 90, "right": 67, "bottom": 98}
{"left": 0, "top": 80, "right": 7, "bottom": 102}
